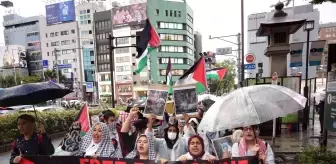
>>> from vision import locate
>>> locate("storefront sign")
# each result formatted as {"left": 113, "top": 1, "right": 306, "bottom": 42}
{"left": 289, "top": 43, "right": 303, "bottom": 67}
{"left": 309, "top": 40, "right": 326, "bottom": 66}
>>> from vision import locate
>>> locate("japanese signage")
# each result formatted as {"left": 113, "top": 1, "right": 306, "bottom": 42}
{"left": 309, "top": 40, "right": 326, "bottom": 66}
{"left": 289, "top": 43, "right": 303, "bottom": 67}
{"left": 45, "top": 0, "right": 76, "bottom": 25}
{"left": 326, "top": 72, "right": 336, "bottom": 132}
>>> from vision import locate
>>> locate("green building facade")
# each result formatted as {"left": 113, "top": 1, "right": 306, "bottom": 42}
{"left": 146, "top": 0, "right": 194, "bottom": 83}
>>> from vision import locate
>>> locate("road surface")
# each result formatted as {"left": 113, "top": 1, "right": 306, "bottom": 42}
{"left": 0, "top": 137, "right": 63, "bottom": 164}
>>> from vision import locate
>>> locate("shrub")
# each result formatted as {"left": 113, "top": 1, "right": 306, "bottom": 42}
{"left": 0, "top": 109, "right": 103, "bottom": 145}
{"left": 299, "top": 146, "right": 336, "bottom": 164}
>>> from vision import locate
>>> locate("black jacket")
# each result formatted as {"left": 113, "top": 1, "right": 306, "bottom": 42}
{"left": 10, "top": 133, "right": 55, "bottom": 164}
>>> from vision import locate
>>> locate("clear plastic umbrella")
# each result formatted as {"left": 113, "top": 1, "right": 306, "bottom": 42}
{"left": 198, "top": 84, "right": 307, "bottom": 132}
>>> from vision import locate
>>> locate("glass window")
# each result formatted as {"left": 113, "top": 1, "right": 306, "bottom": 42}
{"left": 165, "top": 10, "right": 168, "bottom": 16}
{"left": 156, "top": 9, "right": 159, "bottom": 15}
{"left": 116, "top": 37, "right": 129, "bottom": 44}
{"left": 50, "top": 32, "right": 54, "bottom": 37}
{"left": 115, "top": 48, "right": 129, "bottom": 54}
{"left": 55, "top": 32, "right": 59, "bottom": 36}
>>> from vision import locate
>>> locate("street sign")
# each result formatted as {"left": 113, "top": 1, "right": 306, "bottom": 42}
{"left": 42, "top": 60, "right": 48, "bottom": 68}
{"left": 325, "top": 73, "right": 336, "bottom": 132}
{"left": 53, "top": 64, "right": 72, "bottom": 69}
{"left": 86, "top": 82, "right": 93, "bottom": 93}
{"left": 245, "top": 53, "right": 256, "bottom": 64}
{"left": 216, "top": 47, "right": 232, "bottom": 55}
{"left": 244, "top": 64, "right": 256, "bottom": 70}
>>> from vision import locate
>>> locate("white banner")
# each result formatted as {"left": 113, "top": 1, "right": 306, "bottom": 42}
{"left": 309, "top": 40, "right": 326, "bottom": 66}
{"left": 289, "top": 43, "right": 304, "bottom": 68}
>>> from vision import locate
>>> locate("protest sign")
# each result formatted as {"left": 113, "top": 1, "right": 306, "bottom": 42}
{"left": 21, "top": 156, "right": 260, "bottom": 164}
{"left": 212, "top": 136, "right": 233, "bottom": 160}
{"left": 173, "top": 85, "right": 198, "bottom": 117}
{"left": 144, "top": 84, "right": 169, "bottom": 120}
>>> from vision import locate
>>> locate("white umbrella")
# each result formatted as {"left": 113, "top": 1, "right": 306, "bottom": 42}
{"left": 312, "top": 88, "right": 326, "bottom": 104}
{"left": 198, "top": 84, "right": 307, "bottom": 132}
{"left": 198, "top": 94, "right": 219, "bottom": 102}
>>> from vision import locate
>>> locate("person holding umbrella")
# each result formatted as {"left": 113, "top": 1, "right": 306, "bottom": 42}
{"left": 231, "top": 125, "right": 275, "bottom": 164}
{"left": 10, "top": 114, "right": 55, "bottom": 164}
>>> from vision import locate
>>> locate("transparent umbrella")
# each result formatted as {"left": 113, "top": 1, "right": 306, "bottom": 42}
{"left": 198, "top": 84, "right": 307, "bottom": 132}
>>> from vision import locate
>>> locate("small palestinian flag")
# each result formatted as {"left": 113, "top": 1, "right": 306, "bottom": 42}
{"left": 19, "top": 158, "right": 34, "bottom": 164}
{"left": 166, "top": 57, "right": 173, "bottom": 94}
{"left": 134, "top": 19, "right": 160, "bottom": 74}
{"left": 206, "top": 67, "right": 227, "bottom": 80}
{"left": 175, "top": 56, "right": 207, "bottom": 94}
{"left": 75, "top": 103, "right": 90, "bottom": 136}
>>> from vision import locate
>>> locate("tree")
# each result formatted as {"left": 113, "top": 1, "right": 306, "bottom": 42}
{"left": 310, "top": 0, "right": 336, "bottom": 4}
{"left": 20, "top": 76, "right": 41, "bottom": 84}
{"left": 44, "top": 70, "right": 67, "bottom": 82}
{"left": 208, "top": 59, "right": 237, "bottom": 95}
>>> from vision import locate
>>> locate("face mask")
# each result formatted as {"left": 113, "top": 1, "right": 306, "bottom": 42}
{"left": 167, "top": 132, "right": 177, "bottom": 140}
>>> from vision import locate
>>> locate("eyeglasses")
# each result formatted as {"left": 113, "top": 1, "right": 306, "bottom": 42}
{"left": 243, "top": 127, "right": 253, "bottom": 131}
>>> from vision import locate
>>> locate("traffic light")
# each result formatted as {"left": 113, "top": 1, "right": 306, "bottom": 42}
{"left": 203, "top": 51, "right": 216, "bottom": 65}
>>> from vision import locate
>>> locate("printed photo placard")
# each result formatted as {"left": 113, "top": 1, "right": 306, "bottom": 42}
{"left": 173, "top": 84, "right": 198, "bottom": 117}
{"left": 212, "top": 136, "right": 233, "bottom": 160}
{"left": 144, "top": 84, "right": 169, "bottom": 120}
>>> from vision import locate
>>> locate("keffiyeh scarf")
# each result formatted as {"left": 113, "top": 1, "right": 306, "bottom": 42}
{"left": 125, "top": 133, "right": 156, "bottom": 160}
{"left": 72, "top": 122, "right": 116, "bottom": 157}
{"left": 59, "top": 122, "right": 81, "bottom": 152}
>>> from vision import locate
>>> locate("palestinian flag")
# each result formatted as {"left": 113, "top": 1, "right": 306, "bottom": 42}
{"left": 20, "top": 158, "right": 34, "bottom": 164}
{"left": 134, "top": 19, "right": 160, "bottom": 74}
{"left": 166, "top": 57, "right": 173, "bottom": 94}
{"left": 175, "top": 56, "right": 207, "bottom": 94}
{"left": 75, "top": 103, "right": 90, "bottom": 136}
{"left": 206, "top": 67, "right": 227, "bottom": 80}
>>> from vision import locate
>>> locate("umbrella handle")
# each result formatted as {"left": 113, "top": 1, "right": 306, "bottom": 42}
{"left": 33, "top": 105, "right": 38, "bottom": 119}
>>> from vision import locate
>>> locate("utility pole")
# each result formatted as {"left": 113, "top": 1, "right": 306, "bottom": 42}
{"left": 237, "top": 33, "right": 241, "bottom": 83}
{"left": 108, "top": 34, "right": 138, "bottom": 108}
{"left": 241, "top": 0, "right": 245, "bottom": 84}
{"left": 54, "top": 48, "right": 60, "bottom": 83}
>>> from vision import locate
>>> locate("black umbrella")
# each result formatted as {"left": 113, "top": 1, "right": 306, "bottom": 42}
{"left": 200, "top": 99, "right": 216, "bottom": 111}
{"left": 0, "top": 81, "right": 72, "bottom": 118}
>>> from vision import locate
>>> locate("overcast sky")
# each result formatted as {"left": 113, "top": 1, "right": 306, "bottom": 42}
{"left": 0, "top": 0, "right": 336, "bottom": 61}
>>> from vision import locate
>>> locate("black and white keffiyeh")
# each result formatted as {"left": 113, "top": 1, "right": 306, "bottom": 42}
{"left": 72, "top": 122, "right": 117, "bottom": 157}
{"left": 107, "top": 122, "right": 123, "bottom": 158}
{"left": 125, "top": 133, "right": 156, "bottom": 160}
{"left": 59, "top": 121, "right": 81, "bottom": 152}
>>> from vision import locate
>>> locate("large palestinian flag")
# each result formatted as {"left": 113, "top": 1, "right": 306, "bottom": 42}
{"left": 175, "top": 56, "right": 207, "bottom": 94}
{"left": 206, "top": 67, "right": 227, "bottom": 80}
{"left": 75, "top": 103, "right": 90, "bottom": 136}
{"left": 134, "top": 19, "right": 160, "bottom": 74}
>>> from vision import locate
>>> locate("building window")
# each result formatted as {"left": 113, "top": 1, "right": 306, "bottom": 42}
{"left": 160, "top": 69, "right": 185, "bottom": 76}
{"left": 47, "top": 52, "right": 49, "bottom": 56}
{"left": 45, "top": 33, "right": 48, "bottom": 37}
{"left": 156, "top": 9, "right": 159, "bottom": 15}
{"left": 100, "top": 74, "right": 111, "bottom": 81}
{"left": 51, "top": 41, "right": 60, "bottom": 46}
{"left": 46, "top": 43, "right": 49, "bottom": 47}
{"left": 115, "top": 48, "right": 129, "bottom": 54}
{"left": 55, "top": 32, "right": 59, "bottom": 36}
{"left": 326, "top": 28, "right": 332, "bottom": 32}
{"left": 61, "top": 40, "right": 70, "bottom": 45}
{"left": 158, "top": 22, "right": 183, "bottom": 29}
{"left": 165, "top": 10, "right": 168, "bottom": 16}
{"left": 63, "top": 59, "right": 72, "bottom": 64}
{"left": 116, "top": 37, "right": 129, "bottom": 44}
{"left": 116, "top": 65, "right": 131, "bottom": 72}
{"left": 274, "top": 32, "right": 286, "bottom": 44}
{"left": 160, "top": 33, "right": 183, "bottom": 41}
{"left": 116, "top": 56, "right": 130, "bottom": 63}
{"left": 160, "top": 46, "right": 184, "bottom": 53}
{"left": 178, "top": 11, "right": 181, "bottom": 17}
{"left": 50, "top": 32, "right": 54, "bottom": 37}
{"left": 72, "top": 39, "right": 76, "bottom": 43}
{"left": 87, "top": 9, "right": 90, "bottom": 13}
{"left": 116, "top": 75, "right": 132, "bottom": 81}
{"left": 61, "top": 30, "right": 69, "bottom": 36}
{"left": 187, "top": 14, "right": 193, "bottom": 23}
{"left": 71, "top": 29, "right": 75, "bottom": 34}
{"left": 326, "top": 34, "right": 332, "bottom": 38}
{"left": 170, "top": 10, "right": 173, "bottom": 17}
{"left": 159, "top": 57, "right": 187, "bottom": 64}
{"left": 186, "top": 25, "right": 193, "bottom": 34}
{"left": 174, "top": 11, "right": 177, "bottom": 17}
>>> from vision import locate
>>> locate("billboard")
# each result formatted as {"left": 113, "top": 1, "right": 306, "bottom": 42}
{"left": 45, "top": 0, "right": 75, "bottom": 25}
{"left": 112, "top": 3, "right": 147, "bottom": 28}
{"left": 0, "top": 45, "right": 27, "bottom": 68}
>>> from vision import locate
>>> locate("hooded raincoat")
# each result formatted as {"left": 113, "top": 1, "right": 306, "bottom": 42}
{"left": 125, "top": 133, "right": 156, "bottom": 160}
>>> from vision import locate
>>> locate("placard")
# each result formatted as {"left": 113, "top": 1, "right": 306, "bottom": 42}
{"left": 173, "top": 85, "right": 198, "bottom": 117}
{"left": 144, "top": 85, "right": 169, "bottom": 120}
{"left": 212, "top": 136, "right": 233, "bottom": 160}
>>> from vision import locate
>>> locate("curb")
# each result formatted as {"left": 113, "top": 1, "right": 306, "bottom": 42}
{"left": 0, "top": 131, "right": 66, "bottom": 154}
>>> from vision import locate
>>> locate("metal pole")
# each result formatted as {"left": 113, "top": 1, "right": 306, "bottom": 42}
{"left": 54, "top": 48, "right": 60, "bottom": 83}
{"left": 240, "top": 0, "right": 245, "bottom": 84}
{"left": 108, "top": 34, "right": 115, "bottom": 108}
{"left": 11, "top": 49, "right": 17, "bottom": 85}
{"left": 237, "top": 33, "right": 241, "bottom": 86}
{"left": 303, "top": 30, "right": 310, "bottom": 130}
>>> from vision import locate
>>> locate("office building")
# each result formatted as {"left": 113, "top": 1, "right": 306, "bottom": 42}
{"left": 194, "top": 31, "right": 202, "bottom": 62}
{"left": 247, "top": 4, "right": 319, "bottom": 79}
{"left": 94, "top": 9, "right": 113, "bottom": 103}
{"left": 2, "top": 14, "right": 46, "bottom": 76}
{"left": 317, "top": 22, "right": 336, "bottom": 78}
{"left": 76, "top": 1, "right": 106, "bottom": 102}
{"left": 146, "top": 0, "right": 195, "bottom": 83}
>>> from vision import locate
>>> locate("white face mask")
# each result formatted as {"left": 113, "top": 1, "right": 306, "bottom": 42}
{"left": 167, "top": 132, "right": 177, "bottom": 140}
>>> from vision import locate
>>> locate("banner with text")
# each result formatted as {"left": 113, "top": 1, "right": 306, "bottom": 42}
{"left": 309, "top": 40, "right": 326, "bottom": 66}
{"left": 289, "top": 42, "right": 303, "bottom": 67}
{"left": 21, "top": 156, "right": 259, "bottom": 164}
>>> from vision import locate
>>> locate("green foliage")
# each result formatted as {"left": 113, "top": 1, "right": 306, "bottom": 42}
{"left": 299, "top": 146, "right": 336, "bottom": 164}
{"left": 310, "top": 0, "right": 336, "bottom": 4}
{"left": 0, "top": 109, "right": 103, "bottom": 145}
{"left": 210, "top": 59, "right": 237, "bottom": 95}
{"left": 20, "top": 76, "right": 41, "bottom": 84}
{"left": 44, "top": 69, "right": 67, "bottom": 82}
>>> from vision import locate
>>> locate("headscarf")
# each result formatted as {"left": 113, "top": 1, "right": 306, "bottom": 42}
{"left": 73, "top": 122, "right": 116, "bottom": 157}
{"left": 238, "top": 126, "right": 266, "bottom": 156}
{"left": 231, "top": 129, "right": 243, "bottom": 144}
{"left": 187, "top": 135, "right": 205, "bottom": 160}
{"left": 125, "top": 133, "right": 156, "bottom": 160}
{"left": 164, "top": 117, "right": 179, "bottom": 149}
{"left": 59, "top": 121, "right": 81, "bottom": 152}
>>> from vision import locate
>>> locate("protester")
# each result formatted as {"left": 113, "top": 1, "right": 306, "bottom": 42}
{"left": 120, "top": 106, "right": 147, "bottom": 156}
{"left": 317, "top": 99, "right": 325, "bottom": 134}
{"left": 53, "top": 122, "right": 82, "bottom": 156}
{"left": 231, "top": 125, "right": 275, "bottom": 164}
{"left": 10, "top": 114, "right": 55, "bottom": 164}
{"left": 176, "top": 135, "right": 217, "bottom": 162}
{"left": 146, "top": 114, "right": 187, "bottom": 162}
{"left": 71, "top": 122, "right": 121, "bottom": 158}
{"left": 103, "top": 111, "right": 123, "bottom": 158}
{"left": 125, "top": 114, "right": 156, "bottom": 160}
